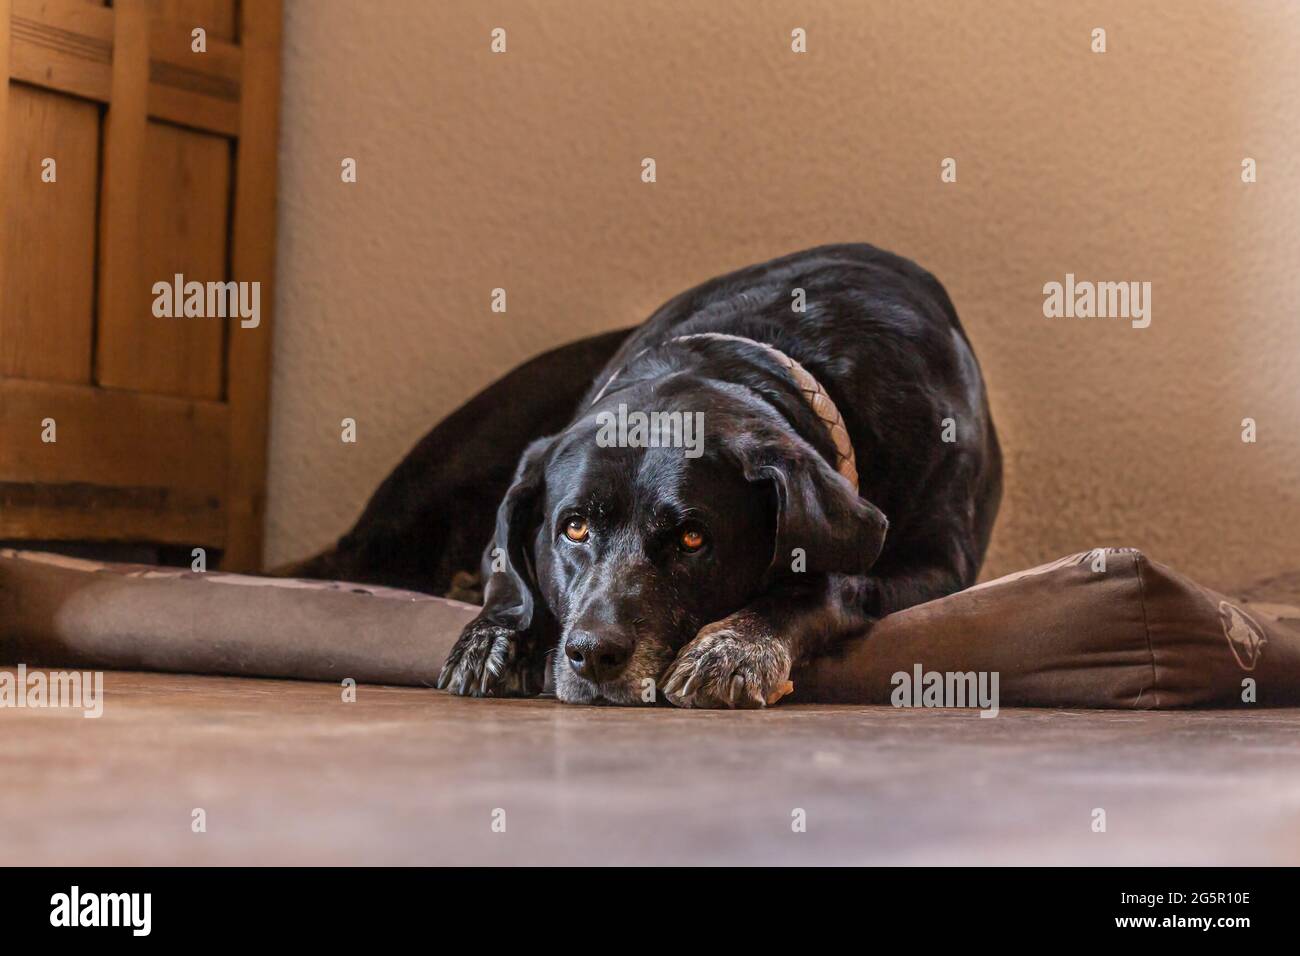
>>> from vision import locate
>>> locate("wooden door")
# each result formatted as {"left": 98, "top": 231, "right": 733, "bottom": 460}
{"left": 0, "top": 0, "right": 282, "bottom": 570}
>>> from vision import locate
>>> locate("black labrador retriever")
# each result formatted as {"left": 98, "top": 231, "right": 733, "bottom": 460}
{"left": 287, "top": 244, "right": 1002, "bottom": 707}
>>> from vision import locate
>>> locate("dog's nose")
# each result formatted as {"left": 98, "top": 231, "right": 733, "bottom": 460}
{"left": 564, "top": 629, "right": 633, "bottom": 683}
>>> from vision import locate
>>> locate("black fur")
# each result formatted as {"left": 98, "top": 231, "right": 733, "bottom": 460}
{"left": 296, "top": 244, "right": 1002, "bottom": 707}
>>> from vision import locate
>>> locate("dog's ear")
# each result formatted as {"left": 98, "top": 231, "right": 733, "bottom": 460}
{"left": 727, "top": 428, "right": 888, "bottom": 577}
{"left": 478, "top": 435, "right": 555, "bottom": 632}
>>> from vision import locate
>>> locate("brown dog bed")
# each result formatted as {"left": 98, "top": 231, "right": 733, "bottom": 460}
{"left": 1, "top": 547, "right": 1297, "bottom": 707}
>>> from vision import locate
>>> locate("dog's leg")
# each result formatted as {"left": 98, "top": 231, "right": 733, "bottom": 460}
{"left": 437, "top": 436, "right": 562, "bottom": 697}
{"left": 437, "top": 617, "right": 552, "bottom": 698}
{"left": 437, "top": 546, "right": 563, "bottom": 698}
{"left": 663, "top": 565, "right": 964, "bottom": 709}
{"left": 662, "top": 575, "right": 864, "bottom": 709}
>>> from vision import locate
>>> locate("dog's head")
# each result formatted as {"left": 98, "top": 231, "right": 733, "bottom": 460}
{"left": 489, "top": 379, "right": 887, "bottom": 704}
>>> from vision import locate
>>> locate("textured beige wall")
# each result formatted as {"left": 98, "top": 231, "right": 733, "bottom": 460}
{"left": 266, "top": 0, "right": 1300, "bottom": 590}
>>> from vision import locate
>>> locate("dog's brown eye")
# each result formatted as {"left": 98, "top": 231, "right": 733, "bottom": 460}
{"left": 678, "top": 527, "right": 706, "bottom": 552}
{"left": 564, "top": 517, "right": 590, "bottom": 542}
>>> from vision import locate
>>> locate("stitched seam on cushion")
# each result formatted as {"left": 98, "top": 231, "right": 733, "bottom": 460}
{"left": 1132, "top": 552, "right": 1160, "bottom": 709}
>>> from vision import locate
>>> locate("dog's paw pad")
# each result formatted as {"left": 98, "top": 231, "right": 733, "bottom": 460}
{"left": 661, "top": 619, "right": 792, "bottom": 709}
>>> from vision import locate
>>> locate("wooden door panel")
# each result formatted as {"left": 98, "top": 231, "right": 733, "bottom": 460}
{"left": 7, "top": 0, "right": 114, "bottom": 104}
{"left": 0, "top": 0, "right": 282, "bottom": 568}
{"left": 96, "top": 118, "right": 230, "bottom": 400}
{"left": 0, "top": 81, "right": 98, "bottom": 384}
{"left": 145, "top": 0, "right": 236, "bottom": 41}
{"left": 147, "top": 15, "right": 241, "bottom": 136}
{"left": 0, "top": 378, "right": 229, "bottom": 545}
{"left": 7, "top": 0, "right": 242, "bottom": 137}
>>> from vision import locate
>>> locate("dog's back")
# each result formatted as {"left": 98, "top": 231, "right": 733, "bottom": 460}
{"left": 588, "top": 243, "right": 1002, "bottom": 588}
{"left": 286, "top": 244, "right": 1001, "bottom": 603}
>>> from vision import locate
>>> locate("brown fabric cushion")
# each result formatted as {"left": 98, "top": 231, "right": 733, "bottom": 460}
{"left": 2, "top": 547, "right": 1297, "bottom": 707}
{"left": 792, "top": 549, "right": 1300, "bottom": 707}
{"left": 0, "top": 549, "right": 474, "bottom": 687}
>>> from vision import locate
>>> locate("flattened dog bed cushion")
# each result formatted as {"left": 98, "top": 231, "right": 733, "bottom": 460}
{"left": 1, "top": 547, "right": 1297, "bottom": 708}
{"left": 792, "top": 549, "right": 1298, "bottom": 707}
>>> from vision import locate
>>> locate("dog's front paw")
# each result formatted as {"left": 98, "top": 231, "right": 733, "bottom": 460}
{"left": 436, "top": 618, "right": 540, "bottom": 697}
{"left": 661, "top": 612, "right": 793, "bottom": 709}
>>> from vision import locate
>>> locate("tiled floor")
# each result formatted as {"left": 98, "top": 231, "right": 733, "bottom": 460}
{"left": 4, "top": 668, "right": 1300, "bottom": 865}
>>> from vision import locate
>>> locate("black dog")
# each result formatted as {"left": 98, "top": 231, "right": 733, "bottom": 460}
{"left": 291, "top": 244, "right": 1001, "bottom": 707}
